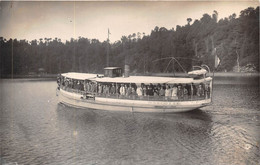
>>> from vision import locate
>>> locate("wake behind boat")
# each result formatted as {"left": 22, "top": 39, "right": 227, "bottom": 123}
{"left": 56, "top": 66, "right": 212, "bottom": 112}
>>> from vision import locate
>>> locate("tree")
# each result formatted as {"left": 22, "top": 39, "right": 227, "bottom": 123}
{"left": 187, "top": 18, "right": 192, "bottom": 25}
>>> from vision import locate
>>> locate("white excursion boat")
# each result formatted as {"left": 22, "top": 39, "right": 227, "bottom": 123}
{"left": 57, "top": 66, "right": 212, "bottom": 112}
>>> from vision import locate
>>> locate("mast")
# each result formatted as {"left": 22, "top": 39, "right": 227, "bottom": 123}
{"left": 106, "top": 29, "right": 111, "bottom": 67}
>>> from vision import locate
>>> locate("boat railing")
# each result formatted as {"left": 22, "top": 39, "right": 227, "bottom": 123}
{"left": 95, "top": 93, "right": 210, "bottom": 102}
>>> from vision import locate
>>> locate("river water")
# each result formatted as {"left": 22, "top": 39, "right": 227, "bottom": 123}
{"left": 0, "top": 77, "right": 259, "bottom": 165}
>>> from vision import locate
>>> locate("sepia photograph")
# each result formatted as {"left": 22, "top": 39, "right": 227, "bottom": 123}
{"left": 0, "top": 0, "right": 259, "bottom": 164}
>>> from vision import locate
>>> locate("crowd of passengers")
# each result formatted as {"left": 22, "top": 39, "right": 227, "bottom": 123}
{"left": 58, "top": 77, "right": 211, "bottom": 100}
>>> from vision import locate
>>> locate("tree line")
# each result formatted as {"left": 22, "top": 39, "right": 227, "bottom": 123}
{"left": 0, "top": 6, "right": 259, "bottom": 77}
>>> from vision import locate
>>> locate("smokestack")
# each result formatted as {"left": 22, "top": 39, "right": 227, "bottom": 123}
{"left": 124, "top": 65, "right": 130, "bottom": 77}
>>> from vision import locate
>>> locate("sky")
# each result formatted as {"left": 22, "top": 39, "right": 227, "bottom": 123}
{"left": 0, "top": 1, "right": 258, "bottom": 43}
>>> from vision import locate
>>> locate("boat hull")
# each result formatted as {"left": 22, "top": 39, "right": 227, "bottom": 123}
{"left": 58, "top": 89, "right": 211, "bottom": 113}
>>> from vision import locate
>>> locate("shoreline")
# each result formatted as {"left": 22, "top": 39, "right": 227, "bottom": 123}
{"left": 1, "top": 72, "right": 259, "bottom": 79}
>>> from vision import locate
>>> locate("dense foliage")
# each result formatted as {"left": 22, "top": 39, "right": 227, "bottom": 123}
{"left": 1, "top": 7, "right": 259, "bottom": 77}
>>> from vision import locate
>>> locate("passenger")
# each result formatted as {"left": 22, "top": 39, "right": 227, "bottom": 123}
{"left": 165, "top": 85, "right": 171, "bottom": 100}
{"left": 98, "top": 84, "right": 102, "bottom": 95}
{"left": 89, "top": 82, "right": 92, "bottom": 93}
{"left": 80, "top": 81, "right": 84, "bottom": 91}
{"left": 183, "top": 85, "right": 188, "bottom": 100}
{"left": 85, "top": 82, "right": 89, "bottom": 92}
{"left": 159, "top": 86, "right": 165, "bottom": 97}
{"left": 116, "top": 84, "right": 120, "bottom": 95}
{"left": 76, "top": 81, "right": 80, "bottom": 92}
{"left": 61, "top": 77, "right": 65, "bottom": 86}
{"left": 91, "top": 82, "right": 94, "bottom": 92}
{"left": 149, "top": 83, "right": 154, "bottom": 91}
{"left": 84, "top": 82, "right": 87, "bottom": 92}
{"left": 197, "top": 84, "right": 205, "bottom": 97}
{"left": 102, "top": 85, "right": 106, "bottom": 94}
{"left": 171, "top": 84, "right": 178, "bottom": 100}
{"left": 131, "top": 85, "right": 137, "bottom": 99}
{"left": 191, "top": 83, "right": 197, "bottom": 96}
{"left": 110, "top": 83, "right": 116, "bottom": 95}
{"left": 143, "top": 85, "right": 147, "bottom": 96}
{"left": 177, "top": 85, "right": 184, "bottom": 100}
{"left": 93, "top": 82, "right": 97, "bottom": 93}
{"left": 69, "top": 79, "right": 72, "bottom": 88}
{"left": 120, "top": 84, "right": 126, "bottom": 96}
{"left": 136, "top": 84, "right": 143, "bottom": 98}
{"left": 126, "top": 84, "right": 131, "bottom": 97}
{"left": 105, "top": 85, "right": 110, "bottom": 95}
{"left": 185, "top": 84, "right": 191, "bottom": 96}
{"left": 153, "top": 86, "right": 159, "bottom": 97}
{"left": 205, "top": 84, "right": 210, "bottom": 98}
{"left": 147, "top": 85, "right": 153, "bottom": 96}
{"left": 65, "top": 79, "right": 69, "bottom": 89}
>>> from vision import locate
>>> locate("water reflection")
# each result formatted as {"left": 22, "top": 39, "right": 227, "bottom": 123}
{"left": 56, "top": 104, "right": 214, "bottom": 164}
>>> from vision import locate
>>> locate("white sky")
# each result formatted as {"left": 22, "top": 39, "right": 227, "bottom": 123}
{"left": 0, "top": 1, "right": 258, "bottom": 43}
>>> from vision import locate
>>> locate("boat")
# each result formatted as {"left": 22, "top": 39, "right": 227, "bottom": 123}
{"left": 56, "top": 65, "right": 213, "bottom": 113}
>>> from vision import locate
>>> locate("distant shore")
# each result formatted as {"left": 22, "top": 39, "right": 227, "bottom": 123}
{"left": 0, "top": 74, "right": 57, "bottom": 79}
{"left": 145, "top": 72, "right": 260, "bottom": 77}
{"left": 1, "top": 72, "right": 259, "bottom": 79}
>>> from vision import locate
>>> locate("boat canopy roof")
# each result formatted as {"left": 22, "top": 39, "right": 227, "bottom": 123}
{"left": 61, "top": 72, "right": 98, "bottom": 80}
{"left": 61, "top": 72, "right": 212, "bottom": 84}
{"left": 95, "top": 76, "right": 212, "bottom": 84}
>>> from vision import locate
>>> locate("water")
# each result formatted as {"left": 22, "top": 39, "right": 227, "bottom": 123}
{"left": 0, "top": 77, "right": 259, "bottom": 165}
